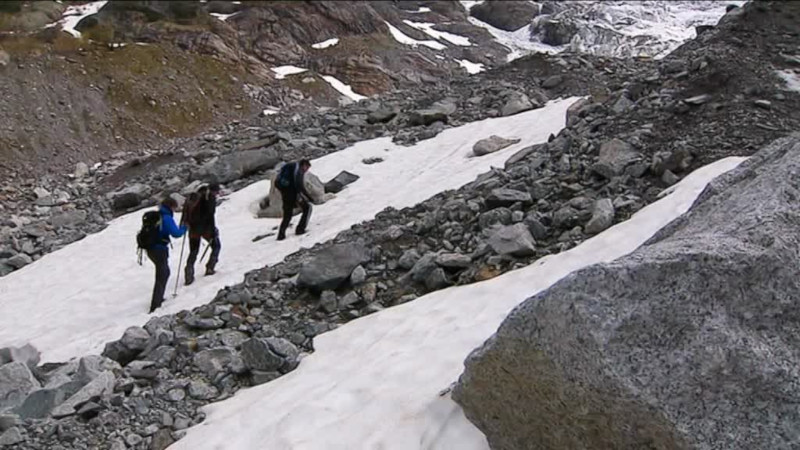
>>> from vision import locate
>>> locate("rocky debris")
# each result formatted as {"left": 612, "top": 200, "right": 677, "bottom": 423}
{"left": 296, "top": 242, "right": 371, "bottom": 292}
{"left": 102, "top": 326, "right": 151, "bottom": 365}
{"left": 500, "top": 91, "right": 536, "bottom": 117}
{"left": 194, "top": 148, "right": 280, "bottom": 184}
{"left": 455, "top": 135, "right": 800, "bottom": 450}
{"left": 473, "top": 136, "right": 521, "bottom": 157}
{"left": 487, "top": 223, "right": 536, "bottom": 257}
{"left": 324, "top": 171, "right": 360, "bottom": 194}
{"left": 592, "top": 139, "right": 641, "bottom": 179}
{"left": 470, "top": 0, "right": 540, "bottom": 32}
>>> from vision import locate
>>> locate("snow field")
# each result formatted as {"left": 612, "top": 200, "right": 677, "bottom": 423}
{"left": 271, "top": 66, "right": 309, "bottom": 80}
{"left": 174, "top": 156, "right": 746, "bottom": 450}
{"left": 385, "top": 21, "right": 447, "bottom": 50}
{"left": 0, "top": 98, "right": 581, "bottom": 363}
{"left": 312, "top": 38, "right": 340, "bottom": 49}
{"left": 320, "top": 75, "right": 368, "bottom": 102}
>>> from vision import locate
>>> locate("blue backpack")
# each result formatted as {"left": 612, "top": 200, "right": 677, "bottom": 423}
{"left": 277, "top": 163, "right": 294, "bottom": 190}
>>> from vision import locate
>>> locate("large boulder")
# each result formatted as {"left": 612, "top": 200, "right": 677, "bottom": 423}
{"left": 193, "top": 347, "right": 246, "bottom": 378}
{"left": 296, "top": 243, "right": 371, "bottom": 292}
{"left": 500, "top": 91, "right": 536, "bottom": 117}
{"left": 471, "top": 0, "right": 540, "bottom": 31}
{"left": 592, "top": 139, "right": 641, "bottom": 179}
{"left": 109, "top": 183, "right": 150, "bottom": 211}
{"left": 194, "top": 149, "right": 280, "bottom": 184}
{"left": 584, "top": 198, "right": 615, "bottom": 235}
{"left": 51, "top": 371, "right": 115, "bottom": 418}
{"left": 473, "top": 136, "right": 521, "bottom": 157}
{"left": 257, "top": 170, "right": 332, "bottom": 218}
{"left": 324, "top": 171, "right": 360, "bottom": 194}
{"left": 487, "top": 223, "right": 536, "bottom": 257}
{"left": 455, "top": 136, "right": 800, "bottom": 450}
{"left": 408, "top": 99, "right": 457, "bottom": 127}
{"left": 0, "top": 344, "right": 40, "bottom": 369}
{"left": 102, "top": 326, "right": 151, "bottom": 366}
{"left": 0, "top": 362, "right": 40, "bottom": 411}
{"left": 485, "top": 189, "right": 533, "bottom": 209}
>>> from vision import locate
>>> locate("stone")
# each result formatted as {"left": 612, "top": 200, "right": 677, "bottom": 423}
{"left": 187, "top": 380, "right": 218, "bottom": 400}
{"left": 218, "top": 330, "right": 249, "bottom": 348}
{"left": 125, "top": 433, "right": 143, "bottom": 447}
{"left": 76, "top": 401, "right": 103, "bottom": 419}
{"left": 241, "top": 338, "right": 284, "bottom": 372}
{"left": 0, "top": 415, "right": 19, "bottom": 433}
{"left": 754, "top": 99, "right": 772, "bottom": 110}
{"left": 454, "top": 136, "right": 800, "bottom": 450}
{"left": 194, "top": 149, "right": 280, "bottom": 184}
{"left": 611, "top": 94, "right": 634, "bottom": 114}
{"left": 109, "top": 183, "right": 149, "bottom": 210}
{"left": 77, "top": 355, "right": 121, "bottom": 385}
{"left": 552, "top": 205, "right": 580, "bottom": 230}
{"left": 473, "top": 136, "right": 521, "bottom": 157}
{"left": 74, "top": 162, "right": 90, "bottom": 178}
{"left": 478, "top": 208, "right": 513, "bottom": 229}
{"left": 409, "top": 253, "right": 438, "bottom": 283}
{"left": 485, "top": 188, "right": 532, "bottom": 209}
{"left": 487, "top": 223, "right": 536, "bottom": 257}
{"left": 398, "top": 249, "right": 421, "bottom": 270}
{"left": 435, "top": 253, "right": 472, "bottom": 269}
{"left": 264, "top": 337, "right": 300, "bottom": 371}
{"left": 251, "top": 371, "right": 281, "bottom": 386}
{"left": 296, "top": 243, "right": 371, "bottom": 292}
{"left": 50, "top": 209, "right": 88, "bottom": 229}
{"left": 584, "top": 198, "right": 615, "bottom": 235}
{"left": 424, "top": 268, "right": 450, "bottom": 290}
{"left": 166, "top": 388, "right": 186, "bottom": 402}
{"left": 523, "top": 214, "right": 548, "bottom": 240}
{"left": 151, "top": 428, "right": 175, "bottom": 450}
{"left": 0, "top": 344, "right": 40, "bottom": 369}
{"left": 193, "top": 347, "right": 245, "bottom": 378}
{"left": 324, "top": 171, "right": 360, "bottom": 194}
{"left": 12, "top": 382, "right": 81, "bottom": 419}
{"left": 183, "top": 316, "right": 224, "bottom": 330}
{"left": 592, "top": 139, "right": 641, "bottom": 179}
{"left": 367, "top": 107, "right": 397, "bottom": 124}
{"left": 350, "top": 265, "right": 367, "bottom": 285}
{"left": 500, "top": 92, "right": 535, "bottom": 116}
{"left": 566, "top": 98, "right": 591, "bottom": 126}
{"left": 51, "top": 371, "right": 115, "bottom": 418}
{"left": 320, "top": 290, "right": 338, "bottom": 313}
{"left": 408, "top": 99, "right": 456, "bottom": 127}
{"left": 338, "top": 291, "right": 361, "bottom": 309}
{"left": 0, "top": 50, "right": 9, "bottom": 67}
{"left": 542, "top": 75, "right": 564, "bottom": 89}
{"left": 470, "top": 0, "right": 539, "bottom": 31}
{"left": 662, "top": 170, "right": 680, "bottom": 186}
{"left": 0, "top": 427, "right": 23, "bottom": 447}
{"left": 5, "top": 253, "right": 32, "bottom": 270}
{"left": 0, "top": 362, "right": 39, "bottom": 411}
{"left": 684, "top": 94, "right": 712, "bottom": 105}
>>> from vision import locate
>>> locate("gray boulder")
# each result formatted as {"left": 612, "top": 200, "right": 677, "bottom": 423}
{"left": 408, "top": 99, "right": 457, "bottom": 127}
{"left": 487, "top": 223, "right": 536, "bottom": 257}
{"left": 486, "top": 188, "right": 533, "bottom": 209}
{"left": 5, "top": 254, "right": 32, "bottom": 270}
{"left": 471, "top": 0, "right": 540, "bottom": 31}
{"left": 592, "top": 139, "right": 641, "bottom": 179}
{"left": 454, "top": 135, "right": 800, "bottom": 450}
{"left": 324, "top": 171, "right": 360, "bottom": 194}
{"left": 13, "top": 382, "right": 81, "bottom": 419}
{"left": 193, "top": 347, "right": 245, "bottom": 378}
{"left": 584, "top": 198, "right": 615, "bottom": 235}
{"left": 473, "top": 136, "right": 521, "bottom": 157}
{"left": 51, "top": 371, "right": 115, "bottom": 418}
{"left": 120, "top": 326, "right": 150, "bottom": 351}
{"left": 500, "top": 92, "right": 535, "bottom": 116}
{"left": 0, "top": 344, "right": 40, "bottom": 369}
{"left": 366, "top": 107, "right": 397, "bottom": 124}
{"left": 0, "top": 362, "right": 40, "bottom": 411}
{"left": 194, "top": 149, "right": 280, "bottom": 184}
{"left": 435, "top": 253, "right": 472, "bottom": 269}
{"left": 398, "top": 249, "right": 421, "bottom": 270}
{"left": 109, "top": 183, "right": 149, "bottom": 210}
{"left": 50, "top": 209, "right": 88, "bottom": 229}
{"left": 187, "top": 380, "right": 218, "bottom": 400}
{"left": 0, "top": 427, "right": 23, "bottom": 446}
{"left": 240, "top": 339, "right": 285, "bottom": 373}
{"left": 297, "top": 243, "right": 371, "bottom": 292}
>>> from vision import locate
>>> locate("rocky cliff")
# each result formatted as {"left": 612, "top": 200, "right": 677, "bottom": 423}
{"left": 453, "top": 133, "right": 800, "bottom": 449}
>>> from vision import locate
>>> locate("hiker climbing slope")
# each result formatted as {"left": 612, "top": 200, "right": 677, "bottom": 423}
{"left": 137, "top": 197, "right": 186, "bottom": 313}
{"left": 276, "top": 159, "right": 313, "bottom": 241}
{"left": 183, "top": 183, "right": 222, "bottom": 285}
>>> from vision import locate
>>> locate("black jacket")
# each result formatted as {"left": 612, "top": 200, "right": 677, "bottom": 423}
{"left": 187, "top": 192, "right": 217, "bottom": 237}
{"left": 277, "top": 162, "right": 310, "bottom": 198}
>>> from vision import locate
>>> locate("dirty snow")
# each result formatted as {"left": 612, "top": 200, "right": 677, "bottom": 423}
{"left": 321, "top": 75, "right": 368, "bottom": 102}
{"left": 458, "top": 59, "right": 485, "bottom": 74}
{"left": 403, "top": 20, "right": 472, "bottom": 46}
{"left": 55, "top": 0, "right": 108, "bottom": 38}
{"left": 385, "top": 21, "right": 447, "bottom": 50}
{"left": 173, "top": 155, "right": 745, "bottom": 450}
{"left": 210, "top": 12, "right": 239, "bottom": 22}
{"left": 271, "top": 65, "right": 309, "bottom": 80}
{"left": 776, "top": 70, "right": 800, "bottom": 93}
{"left": 312, "top": 38, "right": 340, "bottom": 49}
{"left": 409, "top": 7, "right": 432, "bottom": 14}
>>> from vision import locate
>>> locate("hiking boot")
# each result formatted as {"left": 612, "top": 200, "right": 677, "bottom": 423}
{"left": 277, "top": 233, "right": 286, "bottom": 241}
{"left": 184, "top": 267, "right": 195, "bottom": 286}
{"left": 205, "top": 267, "right": 216, "bottom": 276}
{"left": 295, "top": 228, "right": 306, "bottom": 236}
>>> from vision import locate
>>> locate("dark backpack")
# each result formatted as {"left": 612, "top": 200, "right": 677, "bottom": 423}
{"left": 277, "top": 163, "right": 294, "bottom": 190}
{"left": 136, "top": 210, "right": 163, "bottom": 250}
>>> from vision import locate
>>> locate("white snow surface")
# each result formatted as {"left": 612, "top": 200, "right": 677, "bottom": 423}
{"left": 777, "top": 70, "right": 800, "bottom": 93}
{"left": 321, "top": 75, "right": 368, "bottom": 102}
{"left": 55, "top": 1, "right": 108, "bottom": 38}
{"left": 0, "top": 98, "right": 580, "bottom": 363}
{"left": 210, "top": 12, "right": 238, "bottom": 22}
{"left": 271, "top": 65, "right": 308, "bottom": 80}
{"left": 311, "top": 38, "right": 340, "bottom": 49}
{"left": 458, "top": 59, "right": 485, "bottom": 74}
{"left": 409, "top": 7, "right": 432, "bottom": 14}
{"left": 175, "top": 156, "right": 746, "bottom": 450}
{"left": 403, "top": 20, "right": 472, "bottom": 46}
{"left": 468, "top": 17, "right": 561, "bottom": 62}
{"left": 385, "top": 21, "right": 447, "bottom": 50}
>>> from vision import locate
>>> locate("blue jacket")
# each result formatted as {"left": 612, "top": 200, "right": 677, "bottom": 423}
{"left": 154, "top": 205, "right": 186, "bottom": 249}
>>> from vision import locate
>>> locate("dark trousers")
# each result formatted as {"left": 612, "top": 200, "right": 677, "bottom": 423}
{"left": 278, "top": 190, "right": 311, "bottom": 237}
{"left": 186, "top": 230, "right": 221, "bottom": 272}
{"left": 146, "top": 248, "right": 170, "bottom": 313}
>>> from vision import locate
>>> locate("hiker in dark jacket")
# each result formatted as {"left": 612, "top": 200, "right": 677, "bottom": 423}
{"left": 147, "top": 197, "right": 186, "bottom": 313}
{"left": 275, "top": 159, "right": 312, "bottom": 241}
{"left": 183, "top": 183, "right": 222, "bottom": 285}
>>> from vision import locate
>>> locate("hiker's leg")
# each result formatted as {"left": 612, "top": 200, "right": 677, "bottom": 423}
{"left": 278, "top": 191, "right": 296, "bottom": 239}
{"left": 186, "top": 235, "right": 200, "bottom": 267}
{"left": 206, "top": 230, "right": 221, "bottom": 272}
{"left": 296, "top": 201, "right": 312, "bottom": 234}
{"left": 148, "top": 248, "right": 170, "bottom": 312}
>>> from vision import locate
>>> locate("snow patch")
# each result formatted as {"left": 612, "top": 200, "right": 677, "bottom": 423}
{"left": 57, "top": 1, "right": 108, "bottom": 38}
{"left": 403, "top": 20, "right": 472, "bottom": 46}
{"left": 210, "top": 12, "right": 239, "bottom": 22}
{"left": 321, "top": 75, "right": 368, "bottom": 102}
{"left": 0, "top": 98, "right": 580, "bottom": 363}
{"left": 173, "top": 155, "right": 746, "bottom": 450}
{"left": 776, "top": 70, "right": 800, "bottom": 93}
{"left": 271, "top": 65, "right": 308, "bottom": 80}
{"left": 262, "top": 108, "right": 280, "bottom": 116}
{"left": 458, "top": 59, "right": 485, "bottom": 74}
{"left": 468, "top": 17, "right": 561, "bottom": 62}
{"left": 312, "top": 38, "right": 340, "bottom": 49}
{"left": 409, "top": 7, "right": 432, "bottom": 14}
{"left": 460, "top": 0, "right": 485, "bottom": 11}
{"left": 385, "top": 21, "right": 447, "bottom": 50}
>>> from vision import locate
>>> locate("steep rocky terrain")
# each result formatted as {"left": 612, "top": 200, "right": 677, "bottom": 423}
{"left": 0, "top": 1, "right": 799, "bottom": 448}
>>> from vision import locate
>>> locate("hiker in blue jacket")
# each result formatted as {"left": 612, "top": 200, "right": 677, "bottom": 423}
{"left": 146, "top": 197, "right": 187, "bottom": 313}
{"left": 275, "top": 159, "right": 312, "bottom": 241}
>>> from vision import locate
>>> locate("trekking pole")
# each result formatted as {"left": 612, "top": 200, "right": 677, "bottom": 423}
{"left": 173, "top": 234, "right": 187, "bottom": 297}
{"left": 200, "top": 241, "right": 211, "bottom": 263}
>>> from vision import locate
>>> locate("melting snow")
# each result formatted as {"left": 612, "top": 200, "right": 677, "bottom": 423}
{"left": 385, "top": 21, "right": 447, "bottom": 50}
{"left": 321, "top": 75, "right": 367, "bottom": 102}
{"left": 271, "top": 65, "right": 308, "bottom": 80}
{"left": 409, "top": 7, "right": 432, "bottom": 14}
{"left": 458, "top": 59, "right": 485, "bottom": 74}
{"left": 0, "top": 98, "right": 580, "bottom": 363}
{"left": 210, "top": 12, "right": 239, "bottom": 22}
{"left": 312, "top": 38, "right": 340, "bottom": 49}
{"left": 776, "top": 70, "right": 800, "bottom": 93}
{"left": 460, "top": 0, "right": 484, "bottom": 11}
{"left": 56, "top": 0, "right": 108, "bottom": 38}
{"left": 173, "top": 155, "right": 746, "bottom": 450}
{"left": 468, "top": 17, "right": 561, "bottom": 62}
{"left": 403, "top": 20, "right": 472, "bottom": 46}
{"left": 262, "top": 108, "right": 280, "bottom": 116}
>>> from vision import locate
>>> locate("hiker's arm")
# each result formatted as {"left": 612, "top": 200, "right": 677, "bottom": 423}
{"left": 164, "top": 216, "right": 187, "bottom": 237}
